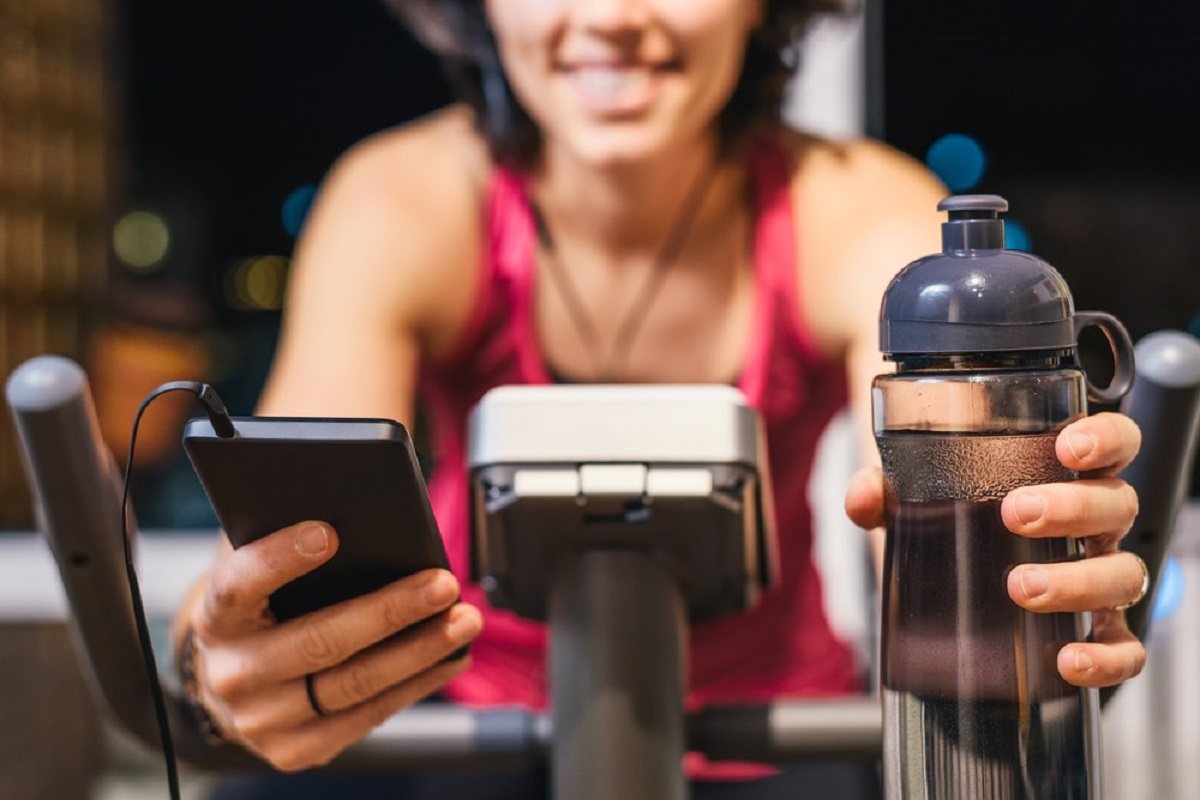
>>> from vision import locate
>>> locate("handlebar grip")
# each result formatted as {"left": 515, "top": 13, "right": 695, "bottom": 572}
{"left": 5, "top": 356, "right": 259, "bottom": 768}
{"left": 1117, "top": 330, "right": 1200, "bottom": 642}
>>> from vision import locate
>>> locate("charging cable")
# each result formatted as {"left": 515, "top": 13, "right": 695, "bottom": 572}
{"left": 120, "top": 381, "right": 237, "bottom": 800}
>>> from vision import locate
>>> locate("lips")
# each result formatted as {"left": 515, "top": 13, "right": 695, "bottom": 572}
{"left": 558, "top": 62, "right": 676, "bottom": 116}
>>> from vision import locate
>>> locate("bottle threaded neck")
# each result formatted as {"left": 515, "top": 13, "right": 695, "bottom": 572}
{"left": 892, "top": 350, "right": 1075, "bottom": 373}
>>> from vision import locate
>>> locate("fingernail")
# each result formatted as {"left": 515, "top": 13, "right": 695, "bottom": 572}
{"left": 423, "top": 572, "right": 457, "bottom": 607}
{"left": 1013, "top": 493, "right": 1046, "bottom": 525}
{"left": 1074, "top": 649, "right": 1094, "bottom": 672}
{"left": 1019, "top": 568, "right": 1049, "bottom": 599}
{"left": 1067, "top": 431, "right": 1096, "bottom": 461}
{"left": 295, "top": 524, "right": 329, "bottom": 557}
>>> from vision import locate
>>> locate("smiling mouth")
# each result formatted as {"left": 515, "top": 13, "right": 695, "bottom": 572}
{"left": 558, "top": 62, "right": 677, "bottom": 115}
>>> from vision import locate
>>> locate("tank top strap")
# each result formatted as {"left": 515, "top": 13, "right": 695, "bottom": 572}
{"left": 483, "top": 167, "right": 548, "bottom": 383}
{"left": 747, "top": 136, "right": 826, "bottom": 364}
{"left": 425, "top": 167, "right": 538, "bottom": 373}
{"left": 487, "top": 167, "right": 538, "bottom": 284}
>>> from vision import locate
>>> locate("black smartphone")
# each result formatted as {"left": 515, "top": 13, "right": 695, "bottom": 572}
{"left": 183, "top": 416, "right": 453, "bottom": 623}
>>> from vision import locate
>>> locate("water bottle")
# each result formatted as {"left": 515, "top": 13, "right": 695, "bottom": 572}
{"left": 875, "top": 195, "right": 1135, "bottom": 799}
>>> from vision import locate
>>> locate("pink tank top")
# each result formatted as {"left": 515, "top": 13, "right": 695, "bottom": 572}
{"left": 418, "top": 139, "right": 860, "bottom": 721}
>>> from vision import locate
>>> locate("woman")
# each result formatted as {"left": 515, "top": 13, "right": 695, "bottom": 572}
{"left": 179, "top": 1, "right": 1148, "bottom": 796}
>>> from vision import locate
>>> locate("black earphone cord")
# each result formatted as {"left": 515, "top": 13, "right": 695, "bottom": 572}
{"left": 120, "top": 381, "right": 236, "bottom": 800}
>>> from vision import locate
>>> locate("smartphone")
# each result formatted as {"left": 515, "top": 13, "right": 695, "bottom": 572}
{"left": 183, "top": 416, "right": 453, "bottom": 623}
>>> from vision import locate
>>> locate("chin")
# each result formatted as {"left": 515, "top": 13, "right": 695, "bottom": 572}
{"left": 556, "top": 120, "right": 695, "bottom": 170}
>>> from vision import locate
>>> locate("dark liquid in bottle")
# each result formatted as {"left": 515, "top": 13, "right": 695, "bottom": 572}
{"left": 878, "top": 432, "right": 1098, "bottom": 800}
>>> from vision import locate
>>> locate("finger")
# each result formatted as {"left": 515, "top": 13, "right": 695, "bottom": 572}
{"left": 1007, "top": 551, "right": 1149, "bottom": 613}
{"left": 213, "top": 568, "right": 461, "bottom": 694}
{"left": 313, "top": 603, "right": 482, "bottom": 714}
{"left": 845, "top": 466, "right": 886, "bottom": 531}
{"left": 195, "top": 521, "right": 339, "bottom": 640}
{"left": 1057, "top": 612, "right": 1145, "bottom": 688}
{"left": 224, "top": 603, "right": 482, "bottom": 737}
{"left": 1056, "top": 412, "right": 1142, "bottom": 476}
{"left": 1001, "top": 478, "right": 1138, "bottom": 539}
{"left": 254, "top": 656, "right": 471, "bottom": 772}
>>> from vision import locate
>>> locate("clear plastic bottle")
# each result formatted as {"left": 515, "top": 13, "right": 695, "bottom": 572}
{"left": 874, "top": 196, "right": 1134, "bottom": 799}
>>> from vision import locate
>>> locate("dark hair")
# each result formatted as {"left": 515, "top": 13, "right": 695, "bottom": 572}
{"left": 390, "top": 0, "right": 851, "bottom": 168}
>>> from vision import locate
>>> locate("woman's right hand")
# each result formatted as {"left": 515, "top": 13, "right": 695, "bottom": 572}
{"left": 184, "top": 521, "right": 482, "bottom": 771}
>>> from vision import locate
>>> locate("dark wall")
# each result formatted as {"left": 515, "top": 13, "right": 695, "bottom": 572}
{"left": 883, "top": 3, "right": 1200, "bottom": 340}
{"left": 116, "top": 0, "right": 450, "bottom": 305}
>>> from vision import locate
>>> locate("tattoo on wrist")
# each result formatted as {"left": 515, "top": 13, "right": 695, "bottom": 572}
{"left": 176, "top": 626, "right": 228, "bottom": 746}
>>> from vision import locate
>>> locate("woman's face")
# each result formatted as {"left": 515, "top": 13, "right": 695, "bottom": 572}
{"left": 485, "top": 0, "right": 763, "bottom": 168}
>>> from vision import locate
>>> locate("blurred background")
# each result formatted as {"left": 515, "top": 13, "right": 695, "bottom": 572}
{"left": 1, "top": 0, "right": 1198, "bottom": 797}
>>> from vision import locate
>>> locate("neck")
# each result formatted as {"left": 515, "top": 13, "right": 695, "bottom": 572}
{"left": 531, "top": 132, "right": 744, "bottom": 261}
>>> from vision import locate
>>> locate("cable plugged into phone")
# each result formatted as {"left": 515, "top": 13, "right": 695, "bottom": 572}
{"left": 154, "top": 380, "right": 238, "bottom": 438}
{"left": 120, "top": 380, "right": 236, "bottom": 800}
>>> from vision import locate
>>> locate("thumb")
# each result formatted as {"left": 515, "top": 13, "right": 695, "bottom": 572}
{"left": 196, "top": 521, "right": 339, "bottom": 640}
{"left": 844, "top": 467, "right": 887, "bottom": 531}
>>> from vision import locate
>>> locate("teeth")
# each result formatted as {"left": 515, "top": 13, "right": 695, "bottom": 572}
{"left": 574, "top": 67, "right": 650, "bottom": 98}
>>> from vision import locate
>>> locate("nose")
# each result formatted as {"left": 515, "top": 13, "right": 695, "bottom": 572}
{"left": 572, "top": 0, "right": 652, "bottom": 32}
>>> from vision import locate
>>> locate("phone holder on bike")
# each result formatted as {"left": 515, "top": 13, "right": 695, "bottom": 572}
{"left": 468, "top": 384, "right": 776, "bottom": 621}
{"left": 467, "top": 384, "right": 776, "bottom": 799}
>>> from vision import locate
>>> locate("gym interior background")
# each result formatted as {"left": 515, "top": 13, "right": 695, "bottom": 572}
{"left": 1, "top": 1, "right": 1197, "bottom": 798}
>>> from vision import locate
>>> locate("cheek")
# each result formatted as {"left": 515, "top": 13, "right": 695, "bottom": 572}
{"left": 485, "top": 0, "right": 560, "bottom": 54}
{"left": 484, "top": 1, "right": 559, "bottom": 111}
{"left": 667, "top": 4, "right": 757, "bottom": 115}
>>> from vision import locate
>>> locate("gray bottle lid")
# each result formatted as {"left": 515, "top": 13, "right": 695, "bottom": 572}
{"left": 879, "top": 194, "right": 1081, "bottom": 355}
{"left": 878, "top": 194, "right": 1136, "bottom": 403}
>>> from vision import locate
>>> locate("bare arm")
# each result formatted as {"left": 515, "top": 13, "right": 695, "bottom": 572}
{"left": 258, "top": 116, "right": 483, "bottom": 424}
{"left": 171, "top": 111, "right": 490, "bottom": 769}
{"left": 791, "top": 136, "right": 945, "bottom": 573}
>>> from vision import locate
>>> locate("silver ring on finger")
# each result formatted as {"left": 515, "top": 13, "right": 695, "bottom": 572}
{"left": 1112, "top": 553, "right": 1150, "bottom": 612}
{"left": 305, "top": 672, "right": 330, "bottom": 717}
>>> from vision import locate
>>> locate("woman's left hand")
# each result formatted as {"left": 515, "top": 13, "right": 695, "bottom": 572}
{"left": 1000, "top": 411, "right": 1146, "bottom": 687}
{"left": 846, "top": 411, "right": 1147, "bottom": 689}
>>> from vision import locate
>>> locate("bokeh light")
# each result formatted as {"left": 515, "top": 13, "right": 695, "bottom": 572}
{"left": 282, "top": 184, "right": 318, "bottom": 238}
{"left": 1004, "top": 219, "right": 1032, "bottom": 251}
{"left": 925, "top": 133, "right": 987, "bottom": 192}
{"left": 1152, "top": 556, "right": 1185, "bottom": 623}
{"left": 112, "top": 210, "right": 170, "bottom": 271}
{"left": 226, "top": 255, "right": 289, "bottom": 310}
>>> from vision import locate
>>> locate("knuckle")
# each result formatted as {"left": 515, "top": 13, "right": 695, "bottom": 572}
{"left": 379, "top": 589, "right": 420, "bottom": 631}
{"left": 1096, "top": 412, "right": 1120, "bottom": 442}
{"left": 1100, "top": 412, "right": 1129, "bottom": 448}
{"left": 207, "top": 570, "right": 243, "bottom": 613}
{"left": 258, "top": 540, "right": 290, "bottom": 577}
{"left": 1063, "top": 485, "right": 1091, "bottom": 524}
{"left": 1041, "top": 486, "right": 1084, "bottom": 528}
{"left": 228, "top": 709, "right": 269, "bottom": 740}
{"left": 338, "top": 662, "right": 379, "bottom": 706}
{"left": 1129, "top": 646, "right": 1147, "bottom": 679}
{"left": 264, "top": 743, "right": 312, "bottom": 773}
{"left": 269, "top": 739, "right": 338, "bottom": 773}
{"left": 190, "top": 604, "right": 219, "bottom": 642}
{"left": 1120, "top": 482, "right": 1140, "bottom": 523}
{"left": 205, "top": 651, "right": 252, "bottom": 699}
{"left": 296, "top": 620, "right": 339, "bottom": 668}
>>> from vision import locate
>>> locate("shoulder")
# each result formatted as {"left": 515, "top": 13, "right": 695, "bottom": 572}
{"left": 780, "top": 130, "right": 946, "bottom": 237}
{"left": 773, "top": 129, "right": 947, "bottom": 354}
{"left": 290, "top": 106, "right": 492, "bottom": 354}
{"left": 320, "top": 105, "right": 489, "bottom": 218}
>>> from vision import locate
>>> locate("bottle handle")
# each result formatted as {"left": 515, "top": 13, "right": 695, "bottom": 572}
{"left": 1074, "top": 311, "right": 1137, "bottom": 404}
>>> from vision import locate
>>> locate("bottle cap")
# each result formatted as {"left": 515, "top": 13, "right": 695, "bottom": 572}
{"left": 879, "top": 194, "right": 1135, "bottom": 402}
